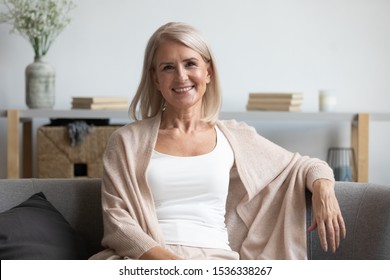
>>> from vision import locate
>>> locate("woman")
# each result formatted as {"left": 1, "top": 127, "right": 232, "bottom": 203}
{"left": 90, "top": 22, "right": 346, "bottom": 260}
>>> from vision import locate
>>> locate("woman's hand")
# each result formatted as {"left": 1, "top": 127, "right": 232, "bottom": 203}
{"left": 308, "top": 179, "right": 346, "bottom": 253}
{"left": 139, "top": 246, "right": 184, "bottom": 260}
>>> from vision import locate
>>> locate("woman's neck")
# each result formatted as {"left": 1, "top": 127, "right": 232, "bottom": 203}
{"left": 160, "top": 106, "right": 208, "bottom": 133}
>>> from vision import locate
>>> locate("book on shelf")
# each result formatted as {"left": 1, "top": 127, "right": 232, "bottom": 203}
{"left": 72, "top": 102, "right": 129, "bottom": 110}
{"left": 72, "top": 96, "right": 128, "bottom": 104}
{"left": 246, "top": 103, "right": 301, "bottom": 112}
{"left": 71, "top": 96, "right": 129, "bottom": 110}
{"left": 246, "top": 92, "right": 303, "bottom": 112}
{"left": 248, "top": 92, "right": 304, "bottom": 100}
{"left": 247, "top": 98, "right": 302, "bottom": 106}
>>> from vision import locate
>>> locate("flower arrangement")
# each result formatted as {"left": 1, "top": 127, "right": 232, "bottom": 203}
{"left": 0, "top": 0, "right": 75, "bottom": 57}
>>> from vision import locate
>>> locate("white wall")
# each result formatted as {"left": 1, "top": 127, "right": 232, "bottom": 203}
{"left": 1, "top": 0, "right": 390, "bottom": 183}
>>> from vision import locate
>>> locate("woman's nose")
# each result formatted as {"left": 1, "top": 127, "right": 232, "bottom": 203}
{"left": 175, "top": 66, "right": 188, "bottom": 82}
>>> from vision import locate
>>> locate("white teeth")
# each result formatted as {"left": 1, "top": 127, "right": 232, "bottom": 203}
{"left": 174, "top": 86, "right": 192, "bottom": 93}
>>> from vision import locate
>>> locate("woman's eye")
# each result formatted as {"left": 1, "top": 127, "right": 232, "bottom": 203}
{"left": 186, "top": 61, "right": 197, "bottom": 67}
{"left": 162, "top": 65, "right": 174, "bottom": 71}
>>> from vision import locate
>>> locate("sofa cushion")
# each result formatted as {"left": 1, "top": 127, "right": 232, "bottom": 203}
{"left": 0, "top": 192, "right": 89, "bottom": 260}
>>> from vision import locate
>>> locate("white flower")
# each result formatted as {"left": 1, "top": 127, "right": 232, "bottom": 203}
{"left": 0, "top": 0, "right": 76, "bottom": 57}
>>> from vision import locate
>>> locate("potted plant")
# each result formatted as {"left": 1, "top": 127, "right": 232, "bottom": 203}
{"left": 0, "top": 0, "right": 76, "bottom": 109}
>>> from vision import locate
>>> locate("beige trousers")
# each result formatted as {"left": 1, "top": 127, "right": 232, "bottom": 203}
{"left": 166, "top": 244, "right": 240, "bottom": 260}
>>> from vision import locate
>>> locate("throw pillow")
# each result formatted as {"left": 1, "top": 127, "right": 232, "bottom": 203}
{"left": 0, "top": 192, "right": 89, "bottom": 260}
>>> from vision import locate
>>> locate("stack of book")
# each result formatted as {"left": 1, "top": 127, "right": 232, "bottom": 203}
{"left": 71, "top": 96, "right": 129, "bottom": 110}
{"left": 246, "top": 92, "right": 303, "bottom": 112}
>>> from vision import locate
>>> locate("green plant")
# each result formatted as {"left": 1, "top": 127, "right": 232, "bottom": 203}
{"left": 0, "top": 0, "right": 75, "bottom": 57}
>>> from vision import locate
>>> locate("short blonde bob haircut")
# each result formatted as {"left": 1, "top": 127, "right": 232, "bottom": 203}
{"left": 129, "top": 22, "right": 222, "bottom": 123}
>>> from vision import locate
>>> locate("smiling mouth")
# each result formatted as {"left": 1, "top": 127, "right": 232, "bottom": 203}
{"left": 173, "top": 86, "right": 194, "bottom": 93}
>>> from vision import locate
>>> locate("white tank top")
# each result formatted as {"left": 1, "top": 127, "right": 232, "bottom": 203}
{"left": 146, "top": 127, "right": 234, "bottom": 250}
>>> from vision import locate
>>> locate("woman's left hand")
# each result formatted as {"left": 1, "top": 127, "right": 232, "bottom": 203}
{"left": 308, "top": 179, "right": 347, "bottom": 253}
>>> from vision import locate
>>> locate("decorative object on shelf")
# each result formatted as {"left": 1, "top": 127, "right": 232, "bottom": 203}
{"left": 25, "top": 55, "right": 56, "bottom": 108}
{"left": 319, "top": 90, "right": 337, "bottom": 112}
{"left": 0, "top": 0, "right": 76, "bottom": 109}
{"left": 327, "top": 147, "right": 356, "bottom": 182}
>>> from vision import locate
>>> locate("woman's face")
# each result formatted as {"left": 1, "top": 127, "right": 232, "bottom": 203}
{"left": 152, "top": 40, "right": 211, "bottom": 113}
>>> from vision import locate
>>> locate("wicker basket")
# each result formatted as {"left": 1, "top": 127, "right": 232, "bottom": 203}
{"left": 37, "top": 125, "right": 121, "bottom": 178}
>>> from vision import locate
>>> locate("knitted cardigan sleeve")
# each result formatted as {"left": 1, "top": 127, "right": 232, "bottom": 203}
{"left": 97, "top": 124, "right": 161, "bottom": 259}
{"left": 219, "top": 120, "right": 335, "bottom": 259}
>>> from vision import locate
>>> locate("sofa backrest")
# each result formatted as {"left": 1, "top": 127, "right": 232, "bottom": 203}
{"left": 1, "top": 178, "right": 389, "bottom": 259}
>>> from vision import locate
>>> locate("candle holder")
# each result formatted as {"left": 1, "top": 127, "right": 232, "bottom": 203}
{"left": 327, "top": 147, "right": 356, "bottom": 182}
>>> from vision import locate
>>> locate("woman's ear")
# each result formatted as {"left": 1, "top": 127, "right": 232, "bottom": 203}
{"left": 206, "top": 64, "right": 212, "bottom": 84}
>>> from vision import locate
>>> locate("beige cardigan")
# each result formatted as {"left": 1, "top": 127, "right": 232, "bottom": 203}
{"left": 90, "top": 114, "right": 334, "bottom": 260}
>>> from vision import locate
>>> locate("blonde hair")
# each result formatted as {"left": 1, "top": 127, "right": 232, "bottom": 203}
{"left": 129, "top": 22, "right": 222, "bottom": 123}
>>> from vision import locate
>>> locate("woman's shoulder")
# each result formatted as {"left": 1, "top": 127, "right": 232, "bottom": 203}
{"left": 108, "top": 116, "right": 159, "bottom": 142}
{"left": 217, "top": 119, "right": 257, "bottom": 134}
{"left": 217, "top": 119, "right": 288, "bottom": 152}
{"left": 115, "top": 116, "right": 158, "bottom": 133}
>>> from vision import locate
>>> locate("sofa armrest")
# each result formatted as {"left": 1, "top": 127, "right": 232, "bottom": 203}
{"left": 307, "top": 182, "right": 390, "bottom": 260}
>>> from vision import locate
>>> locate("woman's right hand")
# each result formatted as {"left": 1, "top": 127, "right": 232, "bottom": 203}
{"left": 139, "top": 246, "right": 184, "bottom": 260}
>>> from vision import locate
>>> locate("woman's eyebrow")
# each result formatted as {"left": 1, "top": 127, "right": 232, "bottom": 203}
{"left": 159, "top": 62, "right": 172, "bottom": 67}
{"left": 159, "top": 57, "right": 199, "bottom": 67}
{"left": 183, "top": 57, "right": 199, "bottom": 62}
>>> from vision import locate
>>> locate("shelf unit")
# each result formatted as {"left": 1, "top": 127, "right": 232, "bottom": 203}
{"left": 1, "top": 109, "right": 372, "bottom": 182}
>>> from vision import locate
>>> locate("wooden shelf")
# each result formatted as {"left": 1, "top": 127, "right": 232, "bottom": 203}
{"left": 14, "top": 109, "right": 130, "bottom": 120}
{"left": 1, "top": 109, "right": 377, "bottom": 182}
{"left": 2, "top": 109, "right": 360, "bottom": 122}
{"left": 220, "top": 111, "right": 358, "bottom": 122}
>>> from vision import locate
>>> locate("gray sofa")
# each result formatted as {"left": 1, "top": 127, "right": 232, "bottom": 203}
{"left": 0, "top": 178, "right": 389, "bottom": 260}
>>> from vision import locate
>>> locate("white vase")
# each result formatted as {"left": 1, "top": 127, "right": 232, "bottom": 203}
{"left": 25, "top": 56, "right": 55, "bottom": 109}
